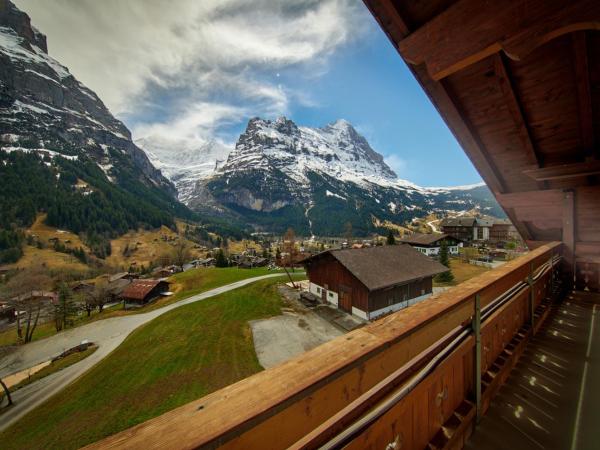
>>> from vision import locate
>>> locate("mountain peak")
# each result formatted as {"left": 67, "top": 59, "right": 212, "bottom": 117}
{"left": 328, "top": 118, "right": 352, "bottom": 130}
{"left": 0, "top": 0, "right": 47, "bottom": 53}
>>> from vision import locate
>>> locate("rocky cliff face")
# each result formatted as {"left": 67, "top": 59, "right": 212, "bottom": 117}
{"left": 179, "top": 117, "right": 505, "bottom": 235}
{"left": 0, "top": 0, "right": 175, "bottom": 195}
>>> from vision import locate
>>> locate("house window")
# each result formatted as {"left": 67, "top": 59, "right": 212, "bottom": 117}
{"left": 328, "top": 292, "right": 334, "bottom": 298}
{"left": 316, "top": 287, "right": 321, "bottom": 294}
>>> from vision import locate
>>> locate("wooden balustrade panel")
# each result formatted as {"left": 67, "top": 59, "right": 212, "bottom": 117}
{"left": 343, "top": 338, "right": 474, "bottom": 450}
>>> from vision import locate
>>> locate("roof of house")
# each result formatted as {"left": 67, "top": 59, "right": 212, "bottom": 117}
{"left": 399, "top": 233, "right": 458, "bottom": 246}
{"left": 107, "top": 278, "right": 131, "bottom": 295}
{"left": 109, "top": 272, "right": 129, "bottom": 283}
{"left": 122, "top": 279, "right": 166, "bottom": 301}
{"left": 440, "top": 217, "right": 476, "bottom": 227}
{"left": 303, "top": 245, "right": 448, "bottom": 292}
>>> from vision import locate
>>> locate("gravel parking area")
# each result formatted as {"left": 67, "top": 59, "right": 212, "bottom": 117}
{"left": 250, "top": 309, "right": 343, "bottom": 369}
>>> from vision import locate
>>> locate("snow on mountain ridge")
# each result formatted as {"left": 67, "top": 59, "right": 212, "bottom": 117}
{"left": 136, "top": 136, "right": 231, "bottom": 202}
{"left": 219, "top": 116, "right": 399, "bottom": 188}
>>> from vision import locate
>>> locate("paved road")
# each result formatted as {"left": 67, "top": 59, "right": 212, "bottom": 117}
{"left": 0, "top": 273, "right": 286, "bottom": 431}
{"left": 427, "top": 219, "right": 440, "bottom": 233}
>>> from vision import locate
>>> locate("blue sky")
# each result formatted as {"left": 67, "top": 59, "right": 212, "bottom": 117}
{"left": 17, "top": 0, "right": 482, "bottom": 187}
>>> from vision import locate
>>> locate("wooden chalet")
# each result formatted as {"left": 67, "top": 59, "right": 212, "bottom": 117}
{"left": 89, "top": 2, "right": 600, "bottom": 449}
{"left": 302, "top": 245, "right": 447, "bottom": 320}
{"left": 121, "top": 279, "right": 170, "bottom": 306}
{"left": 399, "top": 233, "right": 463, "bottom": 256}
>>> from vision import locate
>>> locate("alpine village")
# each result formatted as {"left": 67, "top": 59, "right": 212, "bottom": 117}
{"left": 0, "top": 1, "right": 598, "bottom": 450}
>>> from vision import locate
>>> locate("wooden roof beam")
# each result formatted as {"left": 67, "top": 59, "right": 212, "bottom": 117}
{"left": 494, "top": 53, "right": 542, "bottom": 168}
{"left": 362, "top": 0, "right": 410, "bottom": 43}
{"left": 412, "top": 64, "right": 508, "bottom": 195}
{"left": 523, "top": 160, "right": 600, "bottom": 181}
{"left": 571, "top": 31, "right": 596, "bottom": 159}
{"left": 398, "top": 0, "right": 600, "bottom": 81}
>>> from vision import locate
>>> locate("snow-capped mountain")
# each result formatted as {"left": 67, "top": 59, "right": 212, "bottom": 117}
{"left": 174, "top": 116, "right": 504, "bottom": 235}
{"left": 136, "top": 136, "right": 230, "bottom": 203}
{"left": 0, "top": 0, "right": 173, "bottom": 194}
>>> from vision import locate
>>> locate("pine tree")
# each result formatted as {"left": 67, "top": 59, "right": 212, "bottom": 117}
{"left": 435, "top": 240, "right": 455, "bottom": 283}
{"left": 386, "top": 229, "right": 396, "bottom": 245}
{"left": 215, "top": 249, "right": 228, "bottom": 268}
{"left": 54, "top": 283, "right": 78, "bottom": 331}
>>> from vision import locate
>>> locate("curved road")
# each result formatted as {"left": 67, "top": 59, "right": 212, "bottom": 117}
{"left": 0, "top": 273, "right": 286, "bottom": 431}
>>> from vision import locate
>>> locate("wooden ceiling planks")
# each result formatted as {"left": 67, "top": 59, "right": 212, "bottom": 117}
{"left": 364, "top": 0, "right": 600, "bottom": 289}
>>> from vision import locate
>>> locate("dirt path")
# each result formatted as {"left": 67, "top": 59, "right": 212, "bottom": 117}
{"left": 0, "top": 273, "right": 285, "bottom": 432}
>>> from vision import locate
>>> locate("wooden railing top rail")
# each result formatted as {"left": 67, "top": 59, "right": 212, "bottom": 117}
{"left": 88, "top": 241, "right": 562, "bottom": 450}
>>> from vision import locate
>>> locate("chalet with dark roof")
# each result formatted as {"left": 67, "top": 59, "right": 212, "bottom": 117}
{"left": 302, "top": 245, "right": 447, "bottom": 321}
{"left": 121, "top": 279, "right": 170, "bottom": 306}
{"left": 399, "top": 233, "right": 463, "bottom": 257}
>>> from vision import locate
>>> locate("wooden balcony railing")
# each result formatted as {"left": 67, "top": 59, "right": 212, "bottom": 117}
{"left": 88, "top": 242, "right": 562, "bottom": 450}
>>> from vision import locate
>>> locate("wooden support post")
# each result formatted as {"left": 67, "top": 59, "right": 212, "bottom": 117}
{"left": 550, "top": 254, "right": 555, "bottom": 299}
{"left": 472, "top": 293, "right": 482, "bottom": 423}
{"left": 528, "top": 262, "right": 535, "bottom": 329}
{"left": 562, "top": 190, "right": 576, "bottom": 289}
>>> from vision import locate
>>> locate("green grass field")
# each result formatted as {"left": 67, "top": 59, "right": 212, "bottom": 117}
{"left": 0, "top": 267, "right": 285, "bottom": 347}
{"left": 433, "top": 258, "right": 491, "bottom": 287}
{"left": 1, "top": 275, "right": 304, "bottom": 450}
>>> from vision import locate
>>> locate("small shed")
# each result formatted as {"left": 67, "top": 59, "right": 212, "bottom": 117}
{"left": 302, "top": 245, "right": 447, "bottom": 321}
{"left": 121, "top": 279, "right": 170, "bottom": 305}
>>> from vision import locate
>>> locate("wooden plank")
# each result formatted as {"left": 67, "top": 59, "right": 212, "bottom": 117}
{"left": 523, "top": 160, "right": 600, "bottom": 181}
{"left": 86, "top": 243, "right": 561, "bottom": 450}
{"left": 496, "top": 189, "right": 567, "bottom": 207}
{"left": 397, "top": 0, "right": 600, "bottom": 81}
{"left": 494, "top": 53, "right": 541, "bottom": 167}
{"left": 572, "top": 31, "right": 595, "bottom": 158}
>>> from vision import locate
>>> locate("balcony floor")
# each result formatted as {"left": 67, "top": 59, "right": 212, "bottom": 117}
{"left": 465, "top": 291, "right": 599, "bottom": 450}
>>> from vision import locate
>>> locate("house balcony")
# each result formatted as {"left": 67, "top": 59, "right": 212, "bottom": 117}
{"left": 85, "top": 241, "right": 598, "bottom": 449}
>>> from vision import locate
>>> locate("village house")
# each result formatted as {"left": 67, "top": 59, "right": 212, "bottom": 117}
{"left": 302, "top": 245, "right": 447, "bottom": 321}
{"left": 107, "top": 278, "right": 132, "bottom": 303}
{"left": 399, "top": 233, "right": 463, "bottom": 257}
{"left": 121, "top": 279, "right": 170, "bottom": 306}
{"left": 440, "top": 217, "right": 518, "bottom": 244}
{"left": 108, "top": 272, "right": 138, "bottom": 283}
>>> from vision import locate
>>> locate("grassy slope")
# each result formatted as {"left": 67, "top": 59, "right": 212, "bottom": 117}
{"left": 0, "top": 267, "right": 284, "bottom": 346}
{"left": 105, "top": 221, "right": 205, "bottom": 269}
{"left": 1, "top": 276, "right": 304, "bottom": 450}
{"left": 2, "top": 214, "right": 89, "bottom": 273}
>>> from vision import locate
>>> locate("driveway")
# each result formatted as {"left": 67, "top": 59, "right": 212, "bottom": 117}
{"left": 250, "top": 310, "right": 343, "bottom": 369}
{"left": 0, "top": 273, "right": 286, "bottom": 432}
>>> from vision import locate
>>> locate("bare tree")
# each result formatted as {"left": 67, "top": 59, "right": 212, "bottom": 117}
{"left": 90, "top": 279, "right": 109, "bottom": 313}
{"left": 0, "top": 346, "right": 20, "bottom": 407}
{"left": 2, "top": 266, "right": 53, "bottom": 344}
{"left": 283, "top": 228, "right": 297, "bottom": 269}
{"left": 282, "top": 228, "right": 298, "bottom": 287}
{"left": 172, "top": 238, "right": 192, "bottom": 272}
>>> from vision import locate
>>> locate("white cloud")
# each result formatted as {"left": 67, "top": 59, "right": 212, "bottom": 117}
{"left": 15, "top": 0, "right": 366, "bottom": 116}
{"left": 132, "top": 102, "right": 246, "bottom": 143}
{"left": 384, "top": 154, "right": 407, "bottom": 177}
